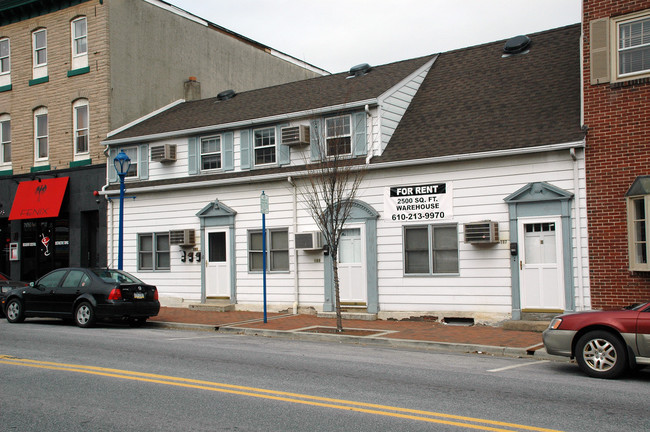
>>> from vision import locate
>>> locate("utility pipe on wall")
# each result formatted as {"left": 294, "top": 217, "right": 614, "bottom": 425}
{"left": 571, "top": 147, "right": 586, "bottom": 311}
{"left": 288, "top": 176, "right": 300, "bottom": 314}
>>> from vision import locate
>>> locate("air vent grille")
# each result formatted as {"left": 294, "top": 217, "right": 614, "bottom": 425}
{"left": 464, "top": 221, "right": 499, "bottom": 244}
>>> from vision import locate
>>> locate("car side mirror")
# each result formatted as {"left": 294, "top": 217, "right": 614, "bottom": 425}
{"left": 29, "top": 281, "right": 35, "bottom": 287}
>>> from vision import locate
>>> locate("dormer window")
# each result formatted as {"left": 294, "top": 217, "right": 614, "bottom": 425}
{"left": 325, "top": 115, "right": 351, "bottom": 156}
{"left": 201, "top": 135, "right": 221, "bottom": 170}
{"left": 254, "top": 127, "right": 276, "bottom": 166}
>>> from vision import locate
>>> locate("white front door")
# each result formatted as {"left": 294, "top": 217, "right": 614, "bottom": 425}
{"left": 205, "top": 229, "right": 230, "bottom": 298}
{"left": 338, "top": 227, "right": 367, "bottom": 304}
{"left": 519, "top": 219, "right": 565, "bottom": 310}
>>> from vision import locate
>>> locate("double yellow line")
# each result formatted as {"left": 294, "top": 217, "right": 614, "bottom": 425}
{"left": 0, "top": 355, "right": 562, "bottom": 432}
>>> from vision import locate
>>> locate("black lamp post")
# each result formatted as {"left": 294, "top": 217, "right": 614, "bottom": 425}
{"left": 113, "top": 151, "right": 131, "bottom": 270}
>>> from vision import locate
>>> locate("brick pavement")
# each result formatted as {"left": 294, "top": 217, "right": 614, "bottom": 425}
{"left": 150, "top": 307, "right": 543, "bottom": 349}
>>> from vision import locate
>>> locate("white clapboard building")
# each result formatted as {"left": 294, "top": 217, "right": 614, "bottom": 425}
{"left": 101, "top": 24, "right": 588, "bottom": 323}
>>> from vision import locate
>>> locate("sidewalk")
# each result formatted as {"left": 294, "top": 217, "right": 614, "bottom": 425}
{"left": 149, "top": 307, "right": 561, "bottom": 360}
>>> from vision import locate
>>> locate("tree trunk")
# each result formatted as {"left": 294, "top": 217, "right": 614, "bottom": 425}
{"left": 331, "top": 250, "right": 343, "bottom": 332}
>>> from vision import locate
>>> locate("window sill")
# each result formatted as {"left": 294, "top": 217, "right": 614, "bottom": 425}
{"left": 0, "top": 168, "right": 13, "bottom": 176}
{"left": 0, "top": 84, "right": 11, "bottom": 92}
{"left": 70, "top": 159, "right": 92, "bottom": 168}
{"left": 29, "top": 76, "right": 49, "bottom": 86}
{"left": 67, "top": 66, "right": 90, "bottom": 77}
{"left": 30, "top": 165, "right": 51, "bottom": 173}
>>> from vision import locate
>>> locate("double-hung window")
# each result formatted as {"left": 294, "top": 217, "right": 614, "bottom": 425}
{"left": 71, "top": 17, "right": 88, "bottom": 69}
{"left": 618, "top": 15, "right": 650, "bottom": 77}
{"left": 32, "top": 29, "right": 47, "bottom": 78}
{"left": 120, "top": 146, "right": 138, "bottom": 178}
{"left": 0, "top": 38, "right": 9, "bottom": 75}
{"left": 34, "top": 108, "right": 48, "bottom": 160}
{"left": 248, "top": 229, "right": 289, "bottom": 272}
{"left": 404, "top": 224, "right": 459, "bottom": 275}
{"left": 201, "top": 136, "right": 221, "bottom": 170}
{"left": 73, "top": 99, "right": 89, "bottom": 155}
{"left": 0, "top": 114, "right": 9, "bottom": 164}
{"left": 325, "top": 115, "right": 351, "bottom": 157}
{"left": 254, "top": 127, "right": 276, "bottom": 166}
{"left": 138, "top": 233, "right": 170, "bottom": 271}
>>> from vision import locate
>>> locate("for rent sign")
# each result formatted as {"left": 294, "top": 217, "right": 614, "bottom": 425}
{"left": 384, "top": 182, "right": 453, "bottom": 222}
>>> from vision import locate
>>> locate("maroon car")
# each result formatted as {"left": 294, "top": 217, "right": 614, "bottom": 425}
{"left": 543, "top": 302, "right": 650, "bottom": 378}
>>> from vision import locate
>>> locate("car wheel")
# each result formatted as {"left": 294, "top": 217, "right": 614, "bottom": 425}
{"left": 128, "top": 317, "right": 147, "bottom": 327}
{"left": 575, "top": 330, "right": 627, "bottom": 379}
{"left": 5, "top": 298, "right": 25, "bottom": 323}
{"left": 74, "top": 302, "right": 96, "bottom": 328}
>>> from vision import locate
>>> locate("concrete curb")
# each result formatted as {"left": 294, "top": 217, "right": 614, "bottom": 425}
{"left": 149, "top": 320, "right": 566, "bottom": 362}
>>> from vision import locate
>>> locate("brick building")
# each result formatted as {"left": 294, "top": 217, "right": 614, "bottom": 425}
{"left": 583, "top": 0, "right": 650, "bottom": 308}
{"left": 0, "top": 0, "right": 325, "bottom": 281}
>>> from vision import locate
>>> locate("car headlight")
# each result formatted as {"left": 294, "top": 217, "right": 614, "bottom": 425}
{"left": 548, "top": 318, "right": 563, "bottom": 330}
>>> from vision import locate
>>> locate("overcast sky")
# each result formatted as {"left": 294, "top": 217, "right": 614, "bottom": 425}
{"left": 170, "top": 0, "right": 581, "bottom": 73}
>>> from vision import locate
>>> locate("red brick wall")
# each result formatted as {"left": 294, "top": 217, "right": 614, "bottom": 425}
{"left": 583, "top": 1, "right": 650, "bottom": 308}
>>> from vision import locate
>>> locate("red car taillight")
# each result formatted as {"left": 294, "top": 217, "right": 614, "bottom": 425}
{"left": 108, "top": 288, "right": 122, "bottom": 300}
{"left": 153, "top": 288, "right": 158, "bottom": 301}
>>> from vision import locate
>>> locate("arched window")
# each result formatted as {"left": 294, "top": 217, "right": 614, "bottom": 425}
{"left": 73, "top": 99, "right": 89, "bottom": 155}
{"left": 34, "top": 107, "right": 48, "bottom": 161}
{"left": 0, "top": 113, "right": 10, "bottom": 164}
{"left": 71, "top": 16, "right": 88, "bottom": 69}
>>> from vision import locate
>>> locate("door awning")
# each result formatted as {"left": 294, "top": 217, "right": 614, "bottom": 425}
{"left": 9, "top": 177, "right": 69, "bottom": 220}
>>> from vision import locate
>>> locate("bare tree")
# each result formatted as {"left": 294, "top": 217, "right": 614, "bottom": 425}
{"left": 297, "top": 118, "right": 367, "bottom": 332}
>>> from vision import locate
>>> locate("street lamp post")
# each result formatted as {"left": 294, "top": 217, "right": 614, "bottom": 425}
{"left": 113, "top": 151, "right": 131, "bottom": 270}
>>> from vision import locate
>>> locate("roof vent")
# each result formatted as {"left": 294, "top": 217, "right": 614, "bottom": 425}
{"left": 217, "top": 89, "right": 236, "bottom": 101}
{"left": 503, "top": 35, "right": 531, "bottom": 55}
{"left": 347, "top": 63, "right": 372, "bottom": 78}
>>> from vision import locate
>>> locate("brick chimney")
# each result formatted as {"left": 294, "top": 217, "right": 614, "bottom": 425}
{"left": 184, "top": 76, "right": 201, "bottom": 101}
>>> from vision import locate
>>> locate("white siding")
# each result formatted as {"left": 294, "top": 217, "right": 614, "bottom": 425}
{"left": 378, "top": 66, "right": 430, "bottom": 154}
{"left": 108, "top": 147, "right": 589, "bottom": 320}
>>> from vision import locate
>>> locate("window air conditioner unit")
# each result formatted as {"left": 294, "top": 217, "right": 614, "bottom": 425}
{"left": 151, "top": 144, "right": 177, "bottom": 162}
{"left": 464, "top": 221, "right": 499, "bottom": 244}
{"left": 281, "top": 125, "right": 310, "bottom": 146}
{"left": 295, "top": 231, "right": 323, "bottom": 250}
{"left": 169, "top": 229, "right": 195, "bottom": 246}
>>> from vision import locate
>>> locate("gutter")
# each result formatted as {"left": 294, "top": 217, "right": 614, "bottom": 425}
{"left": 99, "top": 140, "right": 585, "bottom": 196}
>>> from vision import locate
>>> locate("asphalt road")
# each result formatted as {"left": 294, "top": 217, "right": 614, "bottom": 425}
{"left": 1, "top": 319, "right": 649, "bottom": 432}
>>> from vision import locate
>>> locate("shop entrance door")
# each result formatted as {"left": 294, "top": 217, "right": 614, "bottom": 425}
{"left": 21, "top": 218, "right": 69, "bottom": 281}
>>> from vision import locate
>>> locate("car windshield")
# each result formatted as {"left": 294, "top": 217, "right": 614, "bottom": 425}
{"left": 91, "top": 269, "right": 144, "bottom": 284}
{"left": 624, "top": 302, "right": 650, "bottom": 311}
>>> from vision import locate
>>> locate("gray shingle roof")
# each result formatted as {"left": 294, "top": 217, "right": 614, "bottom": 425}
{"left": 376, "top": 24, "right": 583, "bottom": 163}
{"left": 106, "top": 55, "right": 436, "bottom": 141}
{"left": 107, "top": 24, "right": 582, "bottom": 172}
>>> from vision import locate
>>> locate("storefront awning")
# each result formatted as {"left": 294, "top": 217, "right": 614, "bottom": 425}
{"left": 9, "top": 177, "right": 69, "bottom": 220}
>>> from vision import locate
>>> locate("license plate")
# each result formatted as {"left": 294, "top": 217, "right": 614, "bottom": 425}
{"left": 133, "top": 292, "right": 145, "bottom": 299}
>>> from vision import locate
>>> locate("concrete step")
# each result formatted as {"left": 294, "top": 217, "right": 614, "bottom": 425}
{"left": 317, "top": 311, "right": 378, "bottom": 321}
{"left": 501, "top": 320, "right": 550, "bottom": 333}
{"left": 188, "top": 302, "right": 235, "bottom": 312}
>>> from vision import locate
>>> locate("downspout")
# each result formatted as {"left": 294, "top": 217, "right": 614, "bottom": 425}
{"left": 288, "top": 176, "right": 299, "bottom": 314}
{"left": 102, "top": 146, "right": 114, "bottom": 268}
{"left": 364, "top": 104, "right": 374, "bottom": 164}
{"left": 571, "top": 147, "right": 585, "bottom": 311}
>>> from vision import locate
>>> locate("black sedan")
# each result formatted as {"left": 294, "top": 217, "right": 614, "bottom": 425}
{"left": 2, "top": 268, "right": 159, "bottom": 328}
{"left": 0, "top": 272, "right": 29, "bottom": 318}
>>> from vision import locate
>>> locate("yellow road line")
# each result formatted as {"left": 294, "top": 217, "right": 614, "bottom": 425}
{"left": 0, "top": 355, "right": 563, "bottom": 432}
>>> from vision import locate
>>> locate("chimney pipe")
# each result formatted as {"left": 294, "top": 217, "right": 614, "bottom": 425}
{"left": 184, "top": 76, "right": 201, "bottom": 101}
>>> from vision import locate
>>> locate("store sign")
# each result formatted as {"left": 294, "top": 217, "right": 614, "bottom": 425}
{"left": 9, "top": 177, "right": 69, "bottom": 220}
{"left": 384, "top": 182, "right": 453, "bottom": 222}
